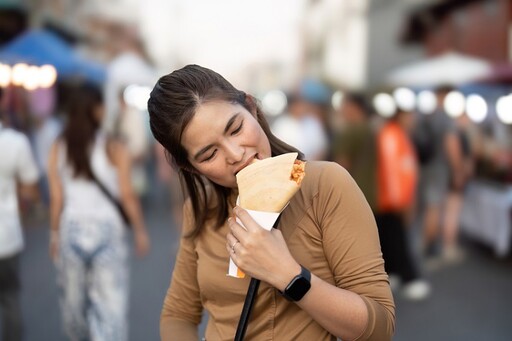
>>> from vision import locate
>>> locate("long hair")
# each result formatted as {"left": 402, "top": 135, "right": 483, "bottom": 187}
{"left": 61, "top": 83, "right": 103, "bottom": 179}
{"left": 148, "top": 64, "right": 303, "bottom": 238}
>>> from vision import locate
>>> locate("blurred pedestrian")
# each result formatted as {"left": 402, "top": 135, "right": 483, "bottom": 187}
{"left": 271, "top": 79, "right": 330, "bottom": 161}
{"left": 148, "top": 65, "right": 394, "bottom": 340}
{"left": 376, "top": 108, "right": 430, "bottom": 300}
{"left": 332, "top": 93, "right": 378, "bottom": 210}
{"left": 442, "top": 112, "right": 475, "bottom": 262}
{"left": 0, "top": 88, "right": 40, "bottom": 341}
{"left": 115, "top": 86, "right": 150, "bottom": 197}
{"left": 414, "top": 86, "right": 463, "bottom": 259}
{"left": 47, "top": 82, "right": 150, "bottom": 341}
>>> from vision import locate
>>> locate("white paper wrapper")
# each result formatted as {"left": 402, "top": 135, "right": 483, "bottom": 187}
{"left": 227, "top": 198, "right": 285, "bottom": 278}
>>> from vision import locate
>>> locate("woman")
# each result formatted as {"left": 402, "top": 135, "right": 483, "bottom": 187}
{"left": 149, "top": 65, "right": 394, "bottom": 340}
{"left": 47, "top": 83, "right": 150, "bottom": 341}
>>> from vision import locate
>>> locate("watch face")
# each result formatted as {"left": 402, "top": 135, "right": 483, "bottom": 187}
{"left": 286, "top": 276, "right": 311, "bottom": 301}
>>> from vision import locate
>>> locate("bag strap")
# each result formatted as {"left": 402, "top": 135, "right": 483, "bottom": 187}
{"left": 89, "top": 170, "right": 131, "bottom": 228}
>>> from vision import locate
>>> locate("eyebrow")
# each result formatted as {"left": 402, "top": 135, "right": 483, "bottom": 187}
{"left": 193, "top": 112, "right": 241, "bottom": 161}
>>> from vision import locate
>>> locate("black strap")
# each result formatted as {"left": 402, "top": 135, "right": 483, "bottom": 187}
{"left": 89, "top": 171, "right": 131, "bottom": 228}
{"left": 234, "top": 215, "right": 282, "bottom": 341}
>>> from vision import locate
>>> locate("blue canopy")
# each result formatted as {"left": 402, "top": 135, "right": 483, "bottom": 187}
{"left": 0, "top": 29, "right": 105, "bottom": 84}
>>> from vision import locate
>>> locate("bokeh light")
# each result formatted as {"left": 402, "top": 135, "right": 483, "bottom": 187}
{"left": 0, "top": 64, "right": 12, "bottom": 87}
{"left": 38, "top": 65, "right": 58, "bottom": 88}
{"left": 465, "top": 94, "right": 487, "bottom": 123}
{"left": 393, "top": 87, "right": 416, "bottom": 111}
{"left": 11, "top": 63, "right": 29, "bottom": 86}
{"left": 262, "top": 89, "right": 288, "bottom": 116}
{"left": 416, "top": 90, "right": 437, "bottom": 114}
{"left": 443, "top": 90, "right": 465, "bottom": 118}
{"left": 496, "top": 95, "right": 512, "bottom": 124}
{"left": 22, "top": 65, "right": 40, "bottom": 91}
{"left": 373, "top": 93, "right": 396, "bottom": 118}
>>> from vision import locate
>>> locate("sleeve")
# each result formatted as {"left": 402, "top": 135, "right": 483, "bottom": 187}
{"left": 160, "top": 200, "right": 203, "bottom": 341}
{"left": 314, "top": 163, "right": 395, "bottom": 340}
{"left": 16, "top": 134, "right": 39, "bottom": 184}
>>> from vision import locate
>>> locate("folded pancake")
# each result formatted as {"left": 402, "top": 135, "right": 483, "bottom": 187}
{"left": 236, "top": 152, "right": 305, "bottom": 212}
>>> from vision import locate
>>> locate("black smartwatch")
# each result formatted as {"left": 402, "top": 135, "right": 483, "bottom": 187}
{"left": 280, "top": 265, "right": 311, "bottom": 301}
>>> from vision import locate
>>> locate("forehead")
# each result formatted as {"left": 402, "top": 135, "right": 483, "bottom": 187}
{"left": 181, "top": 100, "right": 246, "bottom": 149}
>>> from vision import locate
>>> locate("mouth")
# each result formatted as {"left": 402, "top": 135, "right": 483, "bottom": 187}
{"left": 234, "top": 154, "right": 259, "bottom": 176}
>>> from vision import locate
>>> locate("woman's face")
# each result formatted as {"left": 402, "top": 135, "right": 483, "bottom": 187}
{"left": 181, "top": 100, "right": 271, "bottom": 188}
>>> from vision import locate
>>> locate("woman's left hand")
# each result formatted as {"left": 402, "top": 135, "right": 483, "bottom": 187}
{"left": 226, "top": 206, "right": 300, "bottom": 291}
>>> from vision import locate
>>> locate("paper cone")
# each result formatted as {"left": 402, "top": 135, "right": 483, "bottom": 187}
{"left": 227, "top": 206, "right": 282, "bottom": 278}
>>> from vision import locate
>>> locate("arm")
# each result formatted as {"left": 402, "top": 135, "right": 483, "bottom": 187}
{"left": 445, "top": 132, "right": 464, "bottom": 190}
{"left": 47, "top": 142, "right": 63, "bottom": 260}
{"left": 161, "top": 201, "right": 203, "bottom": 340}
{"left": 228, "top": 164, "right": 394, "bottom": 340}
{"left": 108, "top": 140, "right": 150, "bottom": 257}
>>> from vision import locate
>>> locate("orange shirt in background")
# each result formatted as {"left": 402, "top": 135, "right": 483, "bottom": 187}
{"left": 377, "top": 122, "right": 418, "bottom": 212}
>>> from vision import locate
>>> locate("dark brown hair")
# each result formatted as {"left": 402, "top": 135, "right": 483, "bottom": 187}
{"left": 147, "top": 64, "right": 303, "bottom": 238}
{"left": 60, "top": 82, "right": 103, "bottom": 179}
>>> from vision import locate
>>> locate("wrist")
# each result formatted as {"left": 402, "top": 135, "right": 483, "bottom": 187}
{"left": 274, "top": 262, "right": 302, "bottom": 292}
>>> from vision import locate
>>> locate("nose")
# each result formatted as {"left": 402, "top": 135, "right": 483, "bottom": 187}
{"left": 225, "top": 141, "right": 244, "bottom": 165}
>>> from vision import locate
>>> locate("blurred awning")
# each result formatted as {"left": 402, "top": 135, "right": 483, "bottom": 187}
{"left": 0, "top": 29, "right": 105, "bottom": 84}
{"left": 386, "top": 52, "right": 492, "bottom": 87}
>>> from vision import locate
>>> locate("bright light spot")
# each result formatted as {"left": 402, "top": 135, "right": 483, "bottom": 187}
{"left": 417, "top": 90, "right": 437, "bottom": 114}
{"left": 12, "top": 63, "right": 29, "bottom": 86}
{"left": 331, "top": 91, "right": 344, "bottom": 111}
{"left": 262, "top": 90, "right": 287, "bottom": 116}
{"left": 123, "top": 84, "right": 151, "bottom": 111}
{"left": 22, "top": 66, "right": 40, "bottom": 91}
{"left": 373, "top": 93, "right": 396, "bottom": 118}
{"left": 393, "top": 87, "right": 415, "bottom": 111}
{"left": 496, "top": 95, "right": 512, "bottom": 124}
{"left": 465, "top": 94, "right": 487, "bottom": 123}
{"left": 444, "top": 91, "right": 465, "bottom": 118}
{"left": 38, "top": 65, "right": 57, "bottom": 88}
{"left": 0, "top": 64, "right": 11, "bottom": 87}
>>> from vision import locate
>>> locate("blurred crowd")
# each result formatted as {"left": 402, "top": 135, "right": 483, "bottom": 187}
{"left": 1, "top": 1, "right": 512, "bottom": 340}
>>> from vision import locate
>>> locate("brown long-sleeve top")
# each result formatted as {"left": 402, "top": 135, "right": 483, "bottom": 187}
{"left": 161, "top": 161, "right": 395, "bottom": 340}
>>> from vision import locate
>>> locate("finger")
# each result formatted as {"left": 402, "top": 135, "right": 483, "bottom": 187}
{"left": 232, "top": 206, "right": 258, "bottom": 232}
{"left": 226, "top": 232, "right": 238, "bottom": 247}
{"left": 228, "top": 217, "right": 249, "bottom": 243}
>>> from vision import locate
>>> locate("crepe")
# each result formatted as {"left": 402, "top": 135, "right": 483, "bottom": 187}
{"left": 236, "top": 152, "right": 305, "bottom": 212}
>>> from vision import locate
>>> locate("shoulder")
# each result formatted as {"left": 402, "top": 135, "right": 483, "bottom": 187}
{"left": 302, "top": 161, "right": 351, "bottom": 192}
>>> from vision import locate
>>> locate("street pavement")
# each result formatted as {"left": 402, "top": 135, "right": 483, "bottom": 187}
{"left": 9, "top": 196, "right": 512, "bottom": 341}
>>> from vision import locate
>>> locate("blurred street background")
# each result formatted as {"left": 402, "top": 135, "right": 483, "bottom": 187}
{"left": 1, "top": 0, "right": 512, "bottom": 340}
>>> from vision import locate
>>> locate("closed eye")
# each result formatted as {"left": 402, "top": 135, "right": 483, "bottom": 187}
{"left": 231, "top": 121, "right": 243, "bottom": 135}
{"left": 203, "top": 149, "right": 217, "bottom": 162}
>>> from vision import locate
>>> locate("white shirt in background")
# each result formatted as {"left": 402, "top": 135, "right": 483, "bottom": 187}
{"left": 0, "top": 123, "right": 39, "bottom": 257}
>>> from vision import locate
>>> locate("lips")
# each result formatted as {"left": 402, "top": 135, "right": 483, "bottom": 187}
{"left": 234, "top": 154, "right": 258, "bottom": 175}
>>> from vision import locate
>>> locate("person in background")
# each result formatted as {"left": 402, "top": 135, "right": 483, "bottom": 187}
{"left": 271, "top": 79, "right": 330, "bottom": 161}
{"left": 376, "top": 108, "right": 430, "bottom": 301}
{"left": 47, "top": 82, "right": 150, "bottom": 341}
{"left": 414, "top": 86, "right": 464, "bottom": 259}
{"left": 148, "top": 65, "right": 394, "bottom": 340}
{"left": 442, "top": 112, "right": 474, "bottom": 262}
{"left": 115, "top": 86, "right": 150, "bottom": 197}
{"left": 0, "top": 88, "right": 40, "bottom": 341}
{"left": 332, "top": 93, "right": 377, "bottom": 210}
